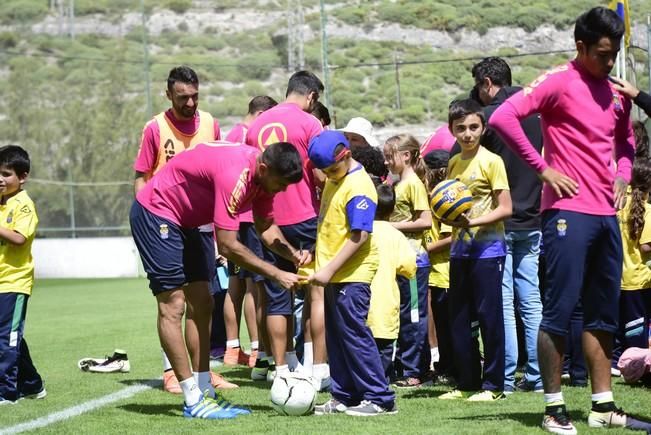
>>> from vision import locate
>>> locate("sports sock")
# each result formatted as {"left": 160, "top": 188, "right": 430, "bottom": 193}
{"left": 544, "top": 392, "right": 565, "bottom": 414}
{"left": 194, "top": 371, "right": 215, "bottom": 398}
{"left": 226, "top": 339, "right": 240, "bottom": 349}
{"left": 276, "top": 364, "right": 290, "bottom": 376}
{"left": 431, "top": 346, "right": 440, "bottom": 363}
{"left": 250, "top": 340, "right": 259, "bottom": 351}
{"left": 285, "top": 351, "right": 299, "bottom": 370}
{"left": 257, "top": 351, "right": 267, "bottom": 361}
{"left": 312, "top": 363, "right": 330, "bottom": 380}
{"left": 591, "top": 391, "right": 616, "bottom": 412}
{"left": 303, "top": 342, "right": 314, "bottom": 372}
{"left": 180, "top": 377, "right": 202, "bottom": 406}
{"left": 161, "top": 350, "right": 172, "bottom": 372}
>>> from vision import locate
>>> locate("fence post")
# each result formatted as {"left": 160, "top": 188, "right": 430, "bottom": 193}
{"left": 394, "top": 52, "right": 402, "bottom": 110}
{"left": 68, "top": 171, "right": 76, "bottom": 238}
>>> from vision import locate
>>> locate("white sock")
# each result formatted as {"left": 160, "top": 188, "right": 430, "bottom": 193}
{"left": 285, "top": 351, "right": 299, "bottom": 370}
{"left": 194, "top": 371, "right": 215, "bottom": 398}
{"left": 250, "top": 340, "right": 259, "bottom": 351}
{"left": 592, "top": 391, "right": 614, "bottom": 403}
{"left": 303, "top": 342, "right": 314, "bottom": 372}
{"left": 226, "top": 339, "right": 240, "bottom": 348}
{"left": 180, "top": 377, "right": 203, "bottom": 406}
{"left": 430, "top": 346, "right": 440, "bottom": 363}
{"left": 276, "top": 364, "right": 290, "bottom": 376}
{"left": 313, "top": 363, "right": 330, "bottom": 379}
{"left": 161, "top": 350, "right": 172, "bottom": 372}
{"left": 544, "top": 392, "right": 564, "bottom": 404}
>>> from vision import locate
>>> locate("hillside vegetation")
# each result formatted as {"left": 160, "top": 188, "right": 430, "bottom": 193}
{"left": 0, "top": 0, "right": 648, "bottom": 234}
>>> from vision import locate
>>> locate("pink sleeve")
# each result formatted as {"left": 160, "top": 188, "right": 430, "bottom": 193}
{"left": 489, "top": 71, "right": 563, "bottom": 174}
{"left": 252, "top": 192, "right": 274, "bottom": 223}
{"left": 133, "top": 120, "right": 159, "bottom": 173}
{"left": 614, "top": 96, "right": 635, "bottom": 183}
{"left": 213, "top": 172, "right": 241, "bottom": 231}
{"left": 310, "top": 118, "right": 324, "bottom": 141}
{"left": 213, "top": 119, "right": 221, "bottom": 140}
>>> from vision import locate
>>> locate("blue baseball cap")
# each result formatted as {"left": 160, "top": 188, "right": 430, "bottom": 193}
{"left": 308, "top": 130, "right": 350, "bottom": 170}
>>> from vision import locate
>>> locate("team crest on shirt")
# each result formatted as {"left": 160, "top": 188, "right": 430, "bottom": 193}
{"left": 612, "top": 93, "right": 623, "bottom": 112}
{"left": 6, "top": 211, "right": 13, "bottom": 224}
{"left": 556, "top": 219, "right": 567, "bottom": 237}
{"left": 257, "top": 123, "right": 288, "bottom": 151}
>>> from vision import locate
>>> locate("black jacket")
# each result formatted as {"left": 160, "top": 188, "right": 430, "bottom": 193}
{"left": 634, "top": 90, "right": 651, "bottom": 118}
{"left": 452, "top": 86, "right": 544, "bottom": 230}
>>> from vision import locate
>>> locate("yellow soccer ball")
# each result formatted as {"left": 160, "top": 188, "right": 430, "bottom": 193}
{"left": 430, "top": 179, "right": 473, "bottom": 221}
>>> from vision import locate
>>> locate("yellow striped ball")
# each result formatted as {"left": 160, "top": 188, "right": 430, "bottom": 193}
{"left": 430, "top": 179, "right": 473, "bottom": 221}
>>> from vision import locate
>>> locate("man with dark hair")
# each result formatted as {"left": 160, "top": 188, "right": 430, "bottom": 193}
{"left": 130, "top": 141, "right": 306, "bottom": 419}
{"left": 468, "top": 56, "right": 545, "bottom": 396}
{"left": 491, "top": 6, "right": 651, "bottom": 433}
{"left": 132, "top": 66, "right": 228, "bottom": 393}
{"left": 223, "top": 95, "right": 278, "bottom": 369}
{"left": 245, "top": 71, "right": 330, "bottom": 390}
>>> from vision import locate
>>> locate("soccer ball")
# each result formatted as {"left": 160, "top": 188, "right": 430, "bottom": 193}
{"left": 270, "top": 373, "right": 317, "bottom": 416}
{"left": 430, "top": 179, "right": 473, "bottom": 221}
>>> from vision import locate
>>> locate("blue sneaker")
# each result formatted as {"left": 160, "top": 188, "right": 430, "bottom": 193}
{"left": 183, "top": 392, "right": 238, "bottom": 419}
{"left": 213, "top": 394, "right": 252, "bottom": 416}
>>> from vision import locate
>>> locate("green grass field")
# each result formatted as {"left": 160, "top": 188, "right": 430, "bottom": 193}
{"left": 1, "top": 278, "right": 649, "bottom": 434}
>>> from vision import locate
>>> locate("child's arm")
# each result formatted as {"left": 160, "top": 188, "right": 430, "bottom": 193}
{"left": 310, "top": 229, "right": 368, "bottom": 286}
{"left": 426, "top": 234, "right": 451, "bottom": 254}
{"left": 0, "top": 227, "right": 27, "bottom": 246}
{"left": 449, "top": 189, "right": 512, "bottom": 228}
{"left": 391, "top": 209, "right": 432, "bottom": 232}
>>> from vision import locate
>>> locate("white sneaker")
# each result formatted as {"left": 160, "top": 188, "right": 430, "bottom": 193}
{"left": 266, "top": 366, "right": 276, "bottom": 382}
{"left": 79, "top": 350, "right": 130, "bottom": 373}
{"left": 19, "top": 388, "right": 47, "bottom": 400}
{"left": 542, "top": 413, "right": 577, "bottom": 434}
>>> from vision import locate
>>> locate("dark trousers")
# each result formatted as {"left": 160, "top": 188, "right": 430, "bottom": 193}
{"left": 325, "top": 283, "right": 394, "bottom": 409}
{"left": 563, "top": 304, "right": 587, "bottom": 382}
{"left": 396, "top": 267, "right": 431, "bottom": 378}
{"left": 430, "top": 286, "right": 456, "bottom": 378}
{"left": 449, "top": 257, "right": 505, "bottom": 391}
{"left": 613, "top": 289, "right": 651, "bottom": 367}
{"left": 0, "top": 293, "right": 43, "bottom": 401}
{"left": 374, "top": 338, "right": 395, "bottom": 383}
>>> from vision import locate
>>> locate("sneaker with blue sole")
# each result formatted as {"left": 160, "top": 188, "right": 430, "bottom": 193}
{"left": 213, "top": 394, "right": 251, "bottom": 416}
{"left": 183, "top": 392, "right": 239, "bottom": 419}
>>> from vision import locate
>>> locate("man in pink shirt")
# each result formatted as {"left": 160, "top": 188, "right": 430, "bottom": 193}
{"left": 245, "top": 71, "right": 330, "bottom": 389}
{"left": 132, "top": 66, "right": 232, "bottom": 393}
{"left": 490, "top": 7, "right": 651, "bottom": 433}
{"left": 223, "top": 95, "right": 277, "bottom": 368}
{"left": 420, "top": 125, "right": 456, "bottom": 156}
{"left": 130, "top": 141, "right": 307, "bottom": 419}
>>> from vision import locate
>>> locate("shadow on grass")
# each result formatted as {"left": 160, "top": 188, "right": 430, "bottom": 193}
{"left": 400, "top": 388, "right": 452, "bottom": 399}
{"left": 118, "top": 403, "right": 181, "bottom": 416}
{"left": 118, "top": 379, "right": 162, "bottom": 388}
{"left": 216, "top": 368, "right": 272, "bottom": 390}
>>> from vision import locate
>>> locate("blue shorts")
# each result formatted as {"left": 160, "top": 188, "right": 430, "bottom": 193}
{"left": 263, "top": 217, "right": 317, "bottom": 316}
{"left": 130, "top": 201, "right": 215, "bottom": 296}
{"left": 227, "top": 222, "right": 265, "bottom": 282}
{"left": 540, "top": 209, "right": 622, "bottom": 335}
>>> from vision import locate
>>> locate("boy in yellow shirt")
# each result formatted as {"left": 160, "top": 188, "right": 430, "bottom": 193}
{"left": 368, "top": 183, "right": 417, "bottom": 381}
{"left": 307, "top": 131, "right": 396, "bottom": 416}
{"left": 0, "top": 146, "right": 44, "bottom": 404}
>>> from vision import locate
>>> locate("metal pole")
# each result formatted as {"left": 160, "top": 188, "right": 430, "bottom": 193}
{"left": 394, "top": 52, "right": 402, "bottom": 110}
{"left": 319, "top": 0, "right": 332, "bottom": 116}
{"left": 140, "top": 0, "right": 152, "bottom": 120}
{"left": 68, "top": 172, "right": 76, "bottom": 238}
{"left": 648, "top": 15, "right": 651, "bottom": 94}
{"left": 68, "top": 0, "right": 74, "bottom": 39}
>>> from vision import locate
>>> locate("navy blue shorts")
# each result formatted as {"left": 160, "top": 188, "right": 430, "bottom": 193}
{"left": 130, "top": 201, "right": 215, "bottom": 296}
{"left": 540, "top": 209, "right": 622, "bottom": 335}
{"left": 263, "top": 217, "right": 317, "bottom": 316}
{"left": 227, "top": 222, "right": 265, "bottom": 282}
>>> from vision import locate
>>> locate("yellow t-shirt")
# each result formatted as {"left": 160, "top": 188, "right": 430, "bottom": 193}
{"left": 389, "top": 172, "right": 431, "bottom": 267}
{"left": 367, "top": 221, "right": 417, "bottom": 339}
{"left": 0, "top": 190, "right": 38, "bottom": 295}
{"left": 316, "top": 165, "right": 379, "bottom": 283}
{"left": 426, "top": 220, "right": 451, "bottom": 288}
{"left": 447, "top": 146, "right": 509, "bottom": 259}
{"left": 617, "top": 197, "right": 651, "bottom": 290}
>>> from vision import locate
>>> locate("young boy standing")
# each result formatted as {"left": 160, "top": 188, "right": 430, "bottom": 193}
{"left": 307, "top": 130, "right": 395, "bottom": 416}
{"left": 0, "top": 145, "right": 45, "bottom": 404}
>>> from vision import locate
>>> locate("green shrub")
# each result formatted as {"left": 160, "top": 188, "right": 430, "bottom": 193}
{"left": 0, "top": 0, "right": 48, "bottom": 24}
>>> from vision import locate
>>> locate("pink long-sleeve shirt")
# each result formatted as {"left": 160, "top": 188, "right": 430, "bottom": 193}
{"left": 490, "top": 60, "right": 634, "bottom": 216}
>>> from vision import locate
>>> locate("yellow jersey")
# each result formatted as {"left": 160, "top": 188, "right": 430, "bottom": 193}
{"left": 426, "top": 219, "right": 451, "bottom": 288}
{"left": 0, "top": 190, "right": 38, "bottom": 295}
{"left": 618, "top": 196, "right": 651, "bottom": 290}
{"left": 367, "top": 221, "right": 417, "bottom": 339}
{"left": 316, "top": 164, "right": 379, "bottom": 283}
{"left": 389, "top": 172, "right": 431, "bottom": 267}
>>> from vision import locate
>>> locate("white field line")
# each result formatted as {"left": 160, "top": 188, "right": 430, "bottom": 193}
{"left": 0, "top": 380, "right": 160, "bottom": 435}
